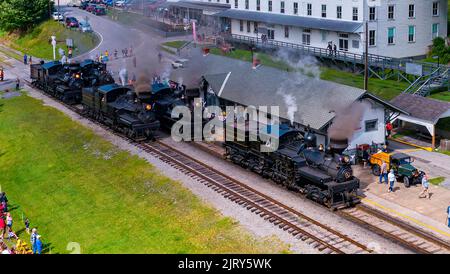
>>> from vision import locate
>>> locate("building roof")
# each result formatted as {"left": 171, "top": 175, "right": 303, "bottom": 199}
{"left": 165, "top": 0, "right": 230, "bottom": 12}
{"left": 390, "top": 94, "right": 450, "bottom": 124}
{"left": 215, "top": 9, "right": 363, "bottom": 33}
{"left": 171, "top": 52, "right": 369, "bottom": 130}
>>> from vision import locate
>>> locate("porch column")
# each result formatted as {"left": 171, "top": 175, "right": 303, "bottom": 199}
{"left": 432, "top": 124, "right": 436, "bottom": 149}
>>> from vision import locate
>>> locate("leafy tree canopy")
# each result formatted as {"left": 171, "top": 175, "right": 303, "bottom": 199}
{"left": 0, "top": 0, "right": 53, "bottom": 32}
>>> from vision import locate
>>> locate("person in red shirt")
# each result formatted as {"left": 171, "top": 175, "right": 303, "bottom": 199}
{"left": 386, "top": 122, "right": 393, "bottom": 137}
{"left": 0, "top": 215, "right": 6, "bottom": 239}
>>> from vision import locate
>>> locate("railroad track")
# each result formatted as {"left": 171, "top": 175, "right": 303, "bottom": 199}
{"left": 139, "top": 141, "right": 373, "bottom": 254}
{"left": 339, "top": 204, "right": 450, "bottom": 254}
{"left": 25, "top": 81, "right": 450, "bottom": 254}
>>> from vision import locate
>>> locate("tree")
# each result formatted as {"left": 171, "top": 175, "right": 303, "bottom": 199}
{"left": 429, "top": 37, "right": 450, "bottom": 64}
{"left": 0, "top": 0, "right": 52, "bottom": 32}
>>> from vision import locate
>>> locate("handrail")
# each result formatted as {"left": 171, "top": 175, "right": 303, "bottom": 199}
{"left": 403, "top": 75, "right": 425, "bottom": 94}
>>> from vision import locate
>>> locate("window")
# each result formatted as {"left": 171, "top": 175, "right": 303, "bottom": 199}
{"left": 369, "top": 30, "right": 376, "bottom": 46}
{"left": 239, "top": 20, "right": 243, "bottom": 32}
{"left": 352, "top": 7, "right": 358, "bottom": 21}
{"left": 302, "top": 33, "right": 311, "bottom": 45}
{"left": 352, "top": 40, "right": 359, "bottom": 49}
{"left": 408, "top": 26, "right": 415, "bottom": 42}
{"left": 388, "top": 5, "right": 394, "bottom": 20}
{"left": 256, "top": 0, "right": 260, "bottom": 11}
{"left": 268, "top": 0, "right": 272, "bottom": 12}
{"left": 280, "top": 1, "right": 285, "bottom": 13}
{"left": 307, "top": 3, "right": 312, "bottom": 16}
{"left": 388, "top": 27, "right": 395, "bottom": 44}
{"left": 336, "top": 6, "right": 342, "bottom": 19}
{"left": 245, "top": 0, "right": 249, "bottom": 9}
{"left": 226, "top": 0, "right": 229, "bottom": 3}
{"left": 247, "top": 21, "right": 251, "bottom": 32}
{"left": 254, "top": 22, "right": 258, "bottom": 33}
{"left": 432, "top": 2, "right": 439, "bottom": 16}
{"left": 234, "top": 0, "right": 238, "bottom": 8}
{"left": 293, "top": 2, "right": 298, "bottom": 15}
{"left": 321, "top": 5, "right": 326, "bottom": 18}
{"left": 408, "top": 4, "right": 415, "bottom": 18}
{"left": 284, "top": 26, "right": 289, "bottom": 38}
{"left": 432, "top": 23, "right": 439, "bottom": 38}
{"left": 369, "top": 7, "right": 376, "bottom": 21}
{"left": 365, "top": 119, "right": 378, "bottom": 132}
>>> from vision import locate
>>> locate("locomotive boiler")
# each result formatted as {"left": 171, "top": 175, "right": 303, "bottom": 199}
{"left": 224, "top": 124, "right": 360, "bottom": 209}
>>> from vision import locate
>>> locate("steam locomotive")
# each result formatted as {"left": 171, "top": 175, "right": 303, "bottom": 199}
{"left": 30, "top": 60, "right": 159, "bottom": 141}
{"left": 30, "top": 59, "right": 114, "bottom": 104}
{"left": 81, "top": 83, "right": 160, "bottom": 140}
{"left": 224, "top": 124, "right": 360, "bottom": 209}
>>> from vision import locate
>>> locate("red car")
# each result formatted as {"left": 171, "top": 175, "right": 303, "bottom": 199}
{"left": 86, "top": 4, "right": 96, "bottom": 12}
{"left": 93, "top": 6, "right": 106, "bottom": 15}
{"left": 65, "top": 17, "right": 79, "bottom": 28}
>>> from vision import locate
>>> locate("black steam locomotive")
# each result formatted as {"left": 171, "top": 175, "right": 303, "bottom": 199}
{"left": 30, "top": 59, "right": 114, "bottom": 104}
{"left": 224, "top": 124, "right": 360, "bottom": 209}
{"left": 81, "top": 83, "right": 160, "bottom": 140}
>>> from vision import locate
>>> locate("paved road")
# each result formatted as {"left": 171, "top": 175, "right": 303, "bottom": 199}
{"left": 63, "top": 7, "right": 190, "bottom": 80}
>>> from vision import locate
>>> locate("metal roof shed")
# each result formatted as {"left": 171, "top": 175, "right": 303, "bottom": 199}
{"left": 390, "top": 94, "right": 450, "bottom": 148}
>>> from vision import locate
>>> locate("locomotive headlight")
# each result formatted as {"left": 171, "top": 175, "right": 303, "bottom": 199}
{"left": 145, "top": 104, "right": 152, "bottom": 111}
{"left": 75, "top": 74, "right": 80, "bottom": 79}
{"left": 343, "top": 155, "right": 350, "bottom": 163}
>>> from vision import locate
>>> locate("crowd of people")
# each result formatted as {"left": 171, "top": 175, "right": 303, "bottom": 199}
{"left": 0, "top": 192, "right": 43, "bottom": 254}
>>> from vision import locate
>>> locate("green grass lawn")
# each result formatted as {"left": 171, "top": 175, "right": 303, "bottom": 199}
{"left": 429, "top": 176, "right": 446, "bottom": 185}
{"left": 0, "top": 20, "right": 99, "bottom": 60}
{"left": 163, "top": 41, "right": 188, "bottom": 49}
{"left": 0, "top": 93, "right": 286, "bottom": 254}
{"left": 430, "top": 91, "right": 450, "bottom": 102}
{"left": 209, "top": 47, "right": 408, "bottom": 100}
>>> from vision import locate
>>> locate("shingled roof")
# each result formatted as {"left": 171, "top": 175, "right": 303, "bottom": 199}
{"left": 390, "top": 94, "right": 450, "bottom": 124}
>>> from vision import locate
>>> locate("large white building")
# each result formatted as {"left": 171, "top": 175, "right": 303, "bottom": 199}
{"left": 206, "top": 0, "right": 448, "bottom": 58}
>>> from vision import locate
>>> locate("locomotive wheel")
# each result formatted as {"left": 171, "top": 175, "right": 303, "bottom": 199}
{"left": 372, "top": 164, "right": 381, "bottom": 176}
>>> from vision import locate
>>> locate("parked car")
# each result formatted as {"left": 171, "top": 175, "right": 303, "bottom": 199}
{"left": 79, "top": 1, "right": 89, "bottom": 9}
{"left": 115, "top": 0, "right": 127, "bottom": 7}
{"left": 171, "top": 59, "right": 189, "bottom": 69}
{"left": 65, "top": 17, "right": 79, "bottom": 28}
{"left": 86, "top": 4, "right": 97, "bottom": 12}
{"left": 93, "top": 6, "right": 106, "bottom": 15}
{"left": 79, "top": 21, "right": 93, "bottom": 32}
{"left": 52, "top": 12, "right": 64, "bottom": 21}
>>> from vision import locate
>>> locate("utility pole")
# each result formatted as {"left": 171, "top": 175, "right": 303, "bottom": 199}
{"left": 364, "top": 20, "right": 369, "bottom": 91}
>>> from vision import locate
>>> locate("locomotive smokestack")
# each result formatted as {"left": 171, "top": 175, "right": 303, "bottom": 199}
{"left": 329, "top": 138, "right": 348, "bottom": 155}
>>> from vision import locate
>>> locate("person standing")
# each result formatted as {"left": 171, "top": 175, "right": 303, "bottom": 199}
{"left": 24, "top": 217, "right": 30, "bottom": 234}
{"left": 388, "top": 169, "right": 395, "bottom": 193}
{"left": 5, "top": 212, "right": 12, "bottom": 234}
{"left": 132, "top": 55, "right": 136, "bottom": 68}
{"left": 23, "top": 53, "right": 28, "bottom": 65}
{"left": 0, "top": 67, "right": 4, "bottom": 81}
{"left": 114, "top": 49, "right": 118, "bottom": 59}
{"left": 33, "top": 235, "right": 43, "bottom": 254}
{"left": 333, "top": 44, "right": 337, "bottom": 57}
{"left": 29, "top": 56, "right": 32, "bottom": 65}
{"left": 447, "top": 205, "right": 450, "bottom": 228}
{"left": 0, "top": 215, "right": 5, "bottom": 239}
{"left": 380, "top": 161, "right": 388, "bottom": 184}
{"left": 15, "top": 77, "right": 20, "bottom": 90}
{"left": 30, "top": 228, "right": 38, "bottom": 249}
{"left": 386, "top": 122, "right": 393, "bottom": 138}
{"left": 158, "top": 52, "right": 162, "bottom": 63}
{"left": 419, "top": 173, "right": 430, "bottom": 199}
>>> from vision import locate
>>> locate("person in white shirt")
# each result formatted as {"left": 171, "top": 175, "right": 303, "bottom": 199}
{"left": 388, "top": 169, "right": 396, "bottom": 193}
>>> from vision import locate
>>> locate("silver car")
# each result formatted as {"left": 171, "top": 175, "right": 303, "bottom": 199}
{"left": 79, "top": 21, "right": 93, "bottom": 33}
